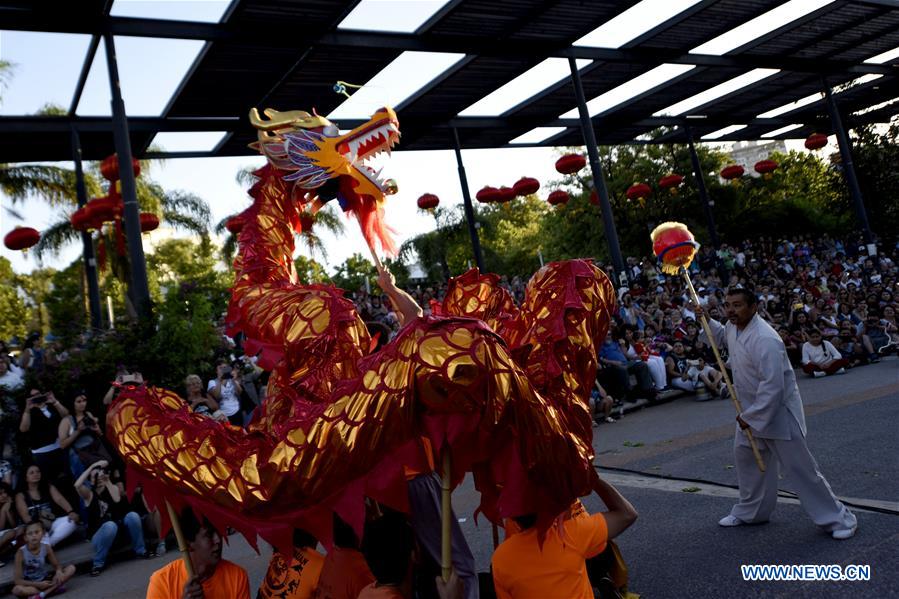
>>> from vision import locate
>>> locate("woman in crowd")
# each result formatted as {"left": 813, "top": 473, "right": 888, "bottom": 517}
{"left": 75, "top": 460, "right": 148, "bottom": 576}
{"left": 183, "top": 374, "right": 222, "bottom": 420}
{"left": 58, "top": 391, "right": 111, "bottom": 478}
{"left": 208, "top": 360, "right": 244, "bottom": 426}
{"left": 620, "top": 327, "right": 666, "bottom": 392}
{"left": 19, "top": 390, "right": 69, "bottom": 486}
{"left": 14, "top": 464, "right": 79, "bottom": 547}
{"left": 0, "top": 481, "right": 23, "bottom": 562}
{"left": 18, "top": 334, "right": 44, "bottom": 372}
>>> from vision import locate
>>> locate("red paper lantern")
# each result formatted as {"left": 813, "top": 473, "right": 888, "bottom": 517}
{"left": 70, "top": 207, "right": 92, "bottom": 231}
{"left": 417, "top": 193, "right": 439, "bottom": 211}
{"left": 804, "top": 133, "right": 828, "bottom": 150}
{"left": 720, "top": 164, "right": 745, "bottom": 181}
{"left": 87, "top": 196, "right": 119, "bottom": 224}
{"left": 589, "top": 189, "right": 600, "bottom": 205}
{"left": 626, "top": 182, "right": 652, "bottom": 201}
{"left": 299, "top": 213, "right": 315, "bottom": 231}
{"left": 496, "top": 186, "right": 516, "bottom": 203}
{"left": 754, "top": 159, "right": 778, "bottom": 177}
{"left": 651, "top": 221, "right": 699, "bottom": 275}
{"left": 476, "top": 186, "right": 501, "bottom": 204}
{"left": 555, "top": 153, "right": 586, "bottom": 175}
{"left": 658, "top": 174, "right": 684, "bottom": 194}
{"left": 4, "top": 227, "right": 40, "bottom": 251}
{"left": 512, "top": 177, "right": 540, "bottom": 196}
{"left": 547, "top": 190, "right": 570, "bottom": 206}
{"left": 100, "top": 154, "right": 141, "bottom": 182}
{"left": 225, "top": 216, "right": 244, "bottom": 234}
{"left": 139, "top": 212, "right": 159, "bottom": 233}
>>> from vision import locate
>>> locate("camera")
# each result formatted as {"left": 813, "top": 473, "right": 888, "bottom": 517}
{"left": 29, "top": 393, "right": 47, "bottom": 405}
{"left": 220, "top": 366, "right": 232, "bottom": 380}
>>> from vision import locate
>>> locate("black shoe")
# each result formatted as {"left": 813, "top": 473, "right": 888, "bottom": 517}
{"left": 90, "top": 566, "right": 103, "bottom": 577}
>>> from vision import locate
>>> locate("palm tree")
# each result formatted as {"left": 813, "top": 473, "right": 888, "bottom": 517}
{"left": 31, "top": 162, "right": 211, "bottom": 260}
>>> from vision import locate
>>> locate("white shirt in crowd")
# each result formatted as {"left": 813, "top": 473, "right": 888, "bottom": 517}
{"left": 801, "top": 340, "right": 842, "bottom": 367}
{"left": 0, "top": 363, "right": 24, "bottom": 392}
{"left": 207, "top": 378, "right": 240, "bottom": 417}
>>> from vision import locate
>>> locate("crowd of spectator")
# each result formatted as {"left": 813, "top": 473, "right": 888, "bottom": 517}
{"left": 0, "top": 323, "right": 270, "bottom": 594}
{"left": 354, "top": 233, "right": 898, "bottom": 421}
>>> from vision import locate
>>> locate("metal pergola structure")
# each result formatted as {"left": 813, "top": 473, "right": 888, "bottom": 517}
{"left": 3, "top": 0, "right": 898, "bottom": 323}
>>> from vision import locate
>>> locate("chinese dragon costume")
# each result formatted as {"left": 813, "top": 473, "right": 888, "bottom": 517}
{"left": 107, "top": 105, "right": 617, "bottom": 548}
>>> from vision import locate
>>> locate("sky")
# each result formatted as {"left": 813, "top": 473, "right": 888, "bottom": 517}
{"left": 1, "top": 0, "right": 893, "bottom": 275}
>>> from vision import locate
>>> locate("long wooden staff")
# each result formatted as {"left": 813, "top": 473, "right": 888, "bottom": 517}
{"left": 681, "top": 269, "right": 766, "bottom": 473}
{"left": 165, "top": 500, "right": 196, "bottom": 577}
{"left": 441, "top": 450, "right": 452, "bottom": 581}
{"left": 367, "top": 242, "right": 384, "bottom": 271}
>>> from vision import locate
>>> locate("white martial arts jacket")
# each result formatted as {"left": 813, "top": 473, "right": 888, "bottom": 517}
{"left": 704, "top": 314, "right": 807, "bottom": 440}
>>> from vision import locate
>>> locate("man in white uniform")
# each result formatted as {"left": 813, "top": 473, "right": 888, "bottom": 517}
{"left": 697, "top": 288, "right": 857, "bottom": 539}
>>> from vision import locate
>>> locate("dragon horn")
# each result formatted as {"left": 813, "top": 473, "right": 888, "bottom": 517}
{"left": 249, "top": 108, "right": 303, "bottom": 132}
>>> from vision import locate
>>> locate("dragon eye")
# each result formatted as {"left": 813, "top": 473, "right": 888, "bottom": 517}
{"left": 323, "top": 125, "right": 339, "bottom": 137}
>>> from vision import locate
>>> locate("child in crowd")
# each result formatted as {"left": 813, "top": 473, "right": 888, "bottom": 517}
{"left": 12, "top": 520, "right": 75, "bottom": 598}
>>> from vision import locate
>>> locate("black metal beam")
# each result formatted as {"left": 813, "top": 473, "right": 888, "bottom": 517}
{"left": 104, "top": 32, "right": 151, "bottom": 319}
{"left": 569, "top": 56, "right": 625, "bottom": 283}
{"left": 451, "top": 128, "right": 484, "bottom": 271}
{"left": 0, "top": 116, "right": 240, "bottom": 133}
{"left": 684, "top": 125, "right": 718, "bottom": 247}
{"left": 70, "top": 127, "right": 103, "bottom": 330}
{"left": 823, "top": 79, "right": 873, "bottom": 244}
{"left": 2, "top": 15, "right": 896, "bottom": 77}
{"left": 69, "top": 35, "right": 101, "bottom": 115}
{"left": 254, "top": 0, "right": 365, "bottom": 109}
{"left": 6, "top": 109, "right": 897, "bottom": 138}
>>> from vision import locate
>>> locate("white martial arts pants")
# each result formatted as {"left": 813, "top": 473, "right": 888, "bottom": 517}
{"left": 729, "top": 416, "right": 857, "bottom": 533}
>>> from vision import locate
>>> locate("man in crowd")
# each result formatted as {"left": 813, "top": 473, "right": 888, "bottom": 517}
{"left": 597, "top": 333, "right": 656, "bottom": 402}
{"left": 697, "top": 289, "right": 857, "bottom": 539}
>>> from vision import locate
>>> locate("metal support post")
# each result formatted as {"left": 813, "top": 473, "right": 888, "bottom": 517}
{"left": 103, "top": 32, "right": 151, "bottom": 318}
{"left": 452, "top": 127, "right": 485, "bottom": 271}
{"left": 70, "top": 126, "right": 103, "bottom": 330}
{"left": 685, "top": 125, "right": 720, "bottom": 248}
{"left": 568, "top": 57, "right": 626, "bottom": 285}
{"left": 823, "top": 79, "right": 873, "bottom": 245}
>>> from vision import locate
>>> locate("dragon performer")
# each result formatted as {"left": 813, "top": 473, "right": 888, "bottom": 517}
{"left": 106, "top": 105, "right": 617, "bottom": 550}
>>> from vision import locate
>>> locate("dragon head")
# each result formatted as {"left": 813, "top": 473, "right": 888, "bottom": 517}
{"left": 249, "top": 106, "right": 400, "bottom": 207}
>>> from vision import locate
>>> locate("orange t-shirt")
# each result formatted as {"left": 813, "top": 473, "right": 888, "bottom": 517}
{"left": 357, "top": 583, "right": 406, "bottom": 599}
{"left": 146, "top": 558, "right": 249, "bottom": 599}
{"left": 491, "top": 512, "right": 608, "bottom": 599}
{"left": 258, "top": 546, "right": 325, "bottom": 599}
{"left": 311, "top": 546, "right": 375, "bottom": 599}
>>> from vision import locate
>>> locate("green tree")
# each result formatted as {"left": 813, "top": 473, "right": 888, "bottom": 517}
{"left": 294, "top": 255, "right": 331, "bottom": 284}
{"left": 0, "top": 257, "right": 30, "bottom": 340}
{"left": 332, "top": 253, "right": 378, "bottom": 293}
{"left": 850, "top": 122, "right": 899, "bottom": 242}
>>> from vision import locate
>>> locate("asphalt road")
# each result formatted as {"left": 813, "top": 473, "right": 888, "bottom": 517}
{"left": 36, "top": 358, "right": 898, "bottom": 598}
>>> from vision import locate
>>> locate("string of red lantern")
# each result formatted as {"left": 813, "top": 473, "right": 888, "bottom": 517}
{"left": 658, "top": 174, "right": 684, "bottom": 194}
{"left": 720, "top": 164, "right": 745, "bottom": 183}
{"left": 547, "top": 190, "right": 570, "bottom": 206}
{"left": 555, "top": 153, "right": 586, "bottom": 175}
{"left": 512, "top": 177, "right": 539, "bottom": 196}
{"left": 417, "top": 193, "right": 439, "bottom": 211}
{"left": 4, "top": 227, "right": 40, "bottom": 252}
{"left": 754, "top": 159, "right": 778, "bottom": 178}
{"left": 805, "top": 133, "right": 828, "bottom": 150}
